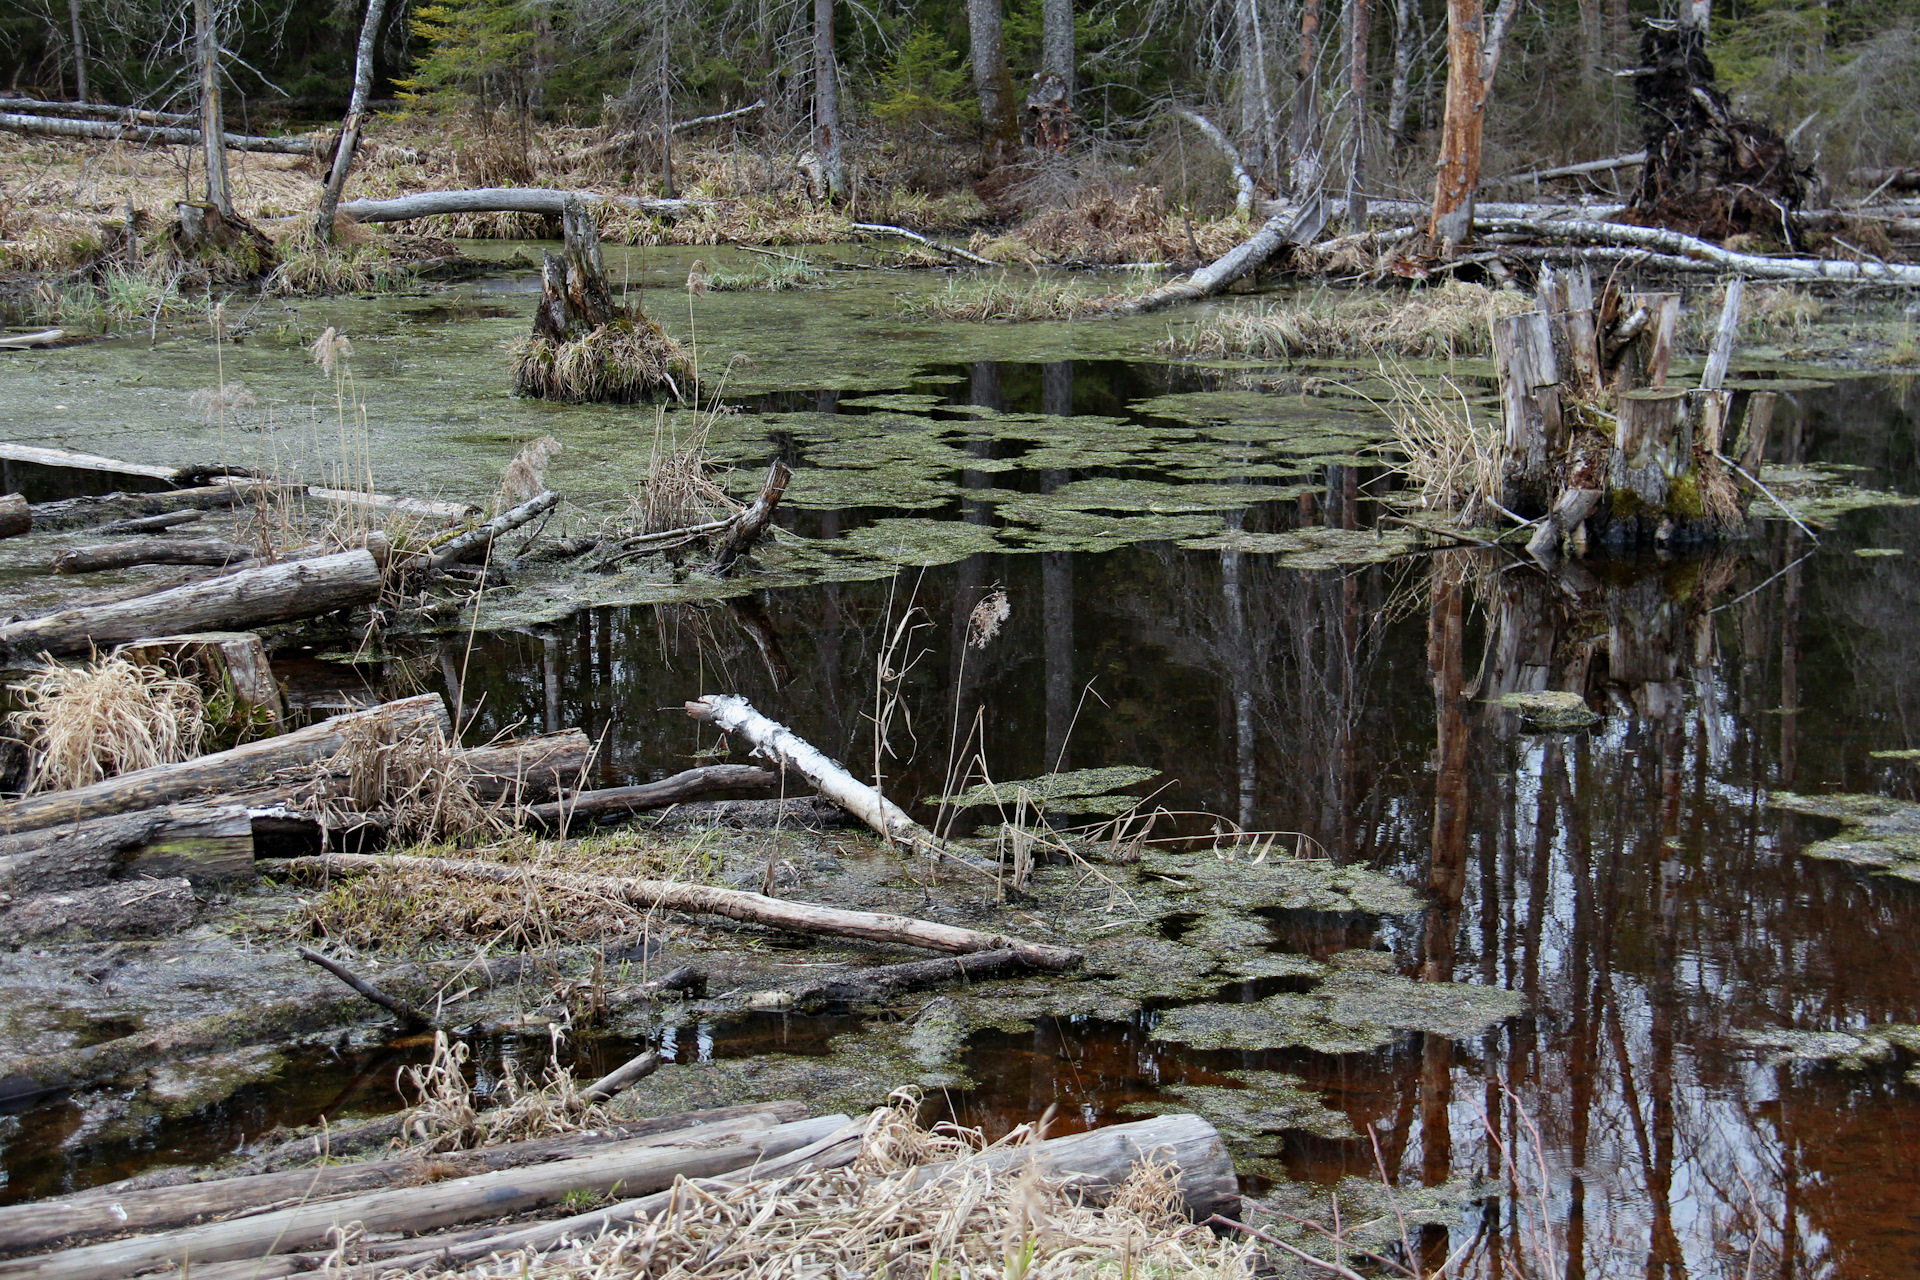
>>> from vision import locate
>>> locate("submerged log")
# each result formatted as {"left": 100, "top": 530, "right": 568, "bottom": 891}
{"left": 0, "top": 495, "right": 29, "bottom": 539}
{"left": 50, "top": 538, "right": 252, "bottom": 574}
{"left": 0, "top": 1105, "right": 806, "bottom": 1258}
{"left": 0, "top": 694, "right": 449, "bottom": 836}
{"left": 848, "top": 222, "right": 996, "bottom": 267}
{"left": 263, "top": 851, "right": 1084, "bottom": 969}
{"left": 0, "top": 1114, "right": 852, "bottom": 1279}
{"left": 90, "top": 509, "right": 202, "bottom": 535}
{"left": 524, "top": 764, "right": 780, "bottom": 830}
{"left": 0, "top": 547, "right": 382, "bottom": 658}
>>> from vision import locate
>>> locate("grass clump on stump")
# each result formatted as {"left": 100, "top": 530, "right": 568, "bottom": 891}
{"left": 509, "top": 197, "right": 691, "bottom": 403}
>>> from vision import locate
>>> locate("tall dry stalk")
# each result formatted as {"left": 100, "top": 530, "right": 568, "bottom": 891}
{"left": 1368, "top": 358, "right": 1502, "bottom": 520}
{"left": 10, "top": 655, "right": 207, "bottom": 792}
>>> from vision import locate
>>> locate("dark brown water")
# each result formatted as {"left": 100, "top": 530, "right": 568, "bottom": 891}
{"left": 5, "top": 363, "right": 1920, "bottom": 1278}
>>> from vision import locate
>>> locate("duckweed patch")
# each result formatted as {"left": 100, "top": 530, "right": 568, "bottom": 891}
{"left": 1124, "top": 1073, "right": 1354, "bottom": 1144}
{"left": 1150, "top": 966, "right": 1526, "bottom": 1055}
{"left": 1770, "top": 792, "right": 1920, "bottom": 882}
{"left": 1733, "top": 1027, "right": 1913, "bottom": 1069}
{"left": 1136, "top": 850, "right": 1426, "bottom": 916}
{"left": 1174, "top": 525, "right": 1423, "bottom": 568}
{"left": 1497, "top": 689, "right": 1602, "bottom": 730}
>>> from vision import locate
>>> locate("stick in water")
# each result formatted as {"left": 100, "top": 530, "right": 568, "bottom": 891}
{"left": 297, "top": 946, "right": 435, "bottom": 1027}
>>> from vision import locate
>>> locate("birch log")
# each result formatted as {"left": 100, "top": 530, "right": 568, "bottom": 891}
{"left": 1111, "top": 198, "right": 1327, "bottom": 314}
{"left": 0, "top": 693, "right": 449, "bottom": 835}
{"left": 1172, "top": 109, "right": 1256, "bottom": 218}
{"left": 261, "top": 851, "right": 1084, "bottom": 969}
{"left": 0, "top": 1115, "right": 851, "bottom": 1280}
{"left": 0, "top": 111, "right": 314, "bottom": 153}
{"left": 413, "top": 489, "right": 560, "bottom": 570}
{"left": 0, "top": 547, "right": 382, "bottom": 657}
{"left": 1475, "top": 216, "right": 1920, "bottom": 286}
{"left": 337, "top": 188, "right": 695, "bottom": 223}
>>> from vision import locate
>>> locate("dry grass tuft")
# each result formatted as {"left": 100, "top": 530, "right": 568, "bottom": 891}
{"left": 702, "top": 256, "right": 830, "bottom": 292}
{"left": 396, "top": 1032, "right": 615, "bottom": 1154}
{"left": 1162, "top": 281, "right": 1536, "bottom": 361}
{"left": 10, "top": 655, "right": 207, "bottom": 793}
{"left": 510, "top": 319, "right": 693, "bottom": 404}
{"left": 1371, "top": 359, "right": 1503, "bottom": 518}
{"left": 622, "top": 409, "right": 738, "bottom": 535}
{"left": 302, "top": 716, "right": 503, "bottom": 846}
{"left": 402, "top": 1093, "right": 1255, "bottom": 1279}
{"left": 899, "top": 273, "right": 1153, "bottom": 322}
{"left": 979, "top": 186, "right": 1241, "bottom": 266}
{"left": 265, "top": 216, "right": 418, "bottom": 296}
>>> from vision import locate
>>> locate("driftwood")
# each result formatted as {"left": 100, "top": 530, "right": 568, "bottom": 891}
{"left": 0, "top": 110, "right": 315, "bottom": 153}
{"left": 89, "top": 509, "right": 201, "bottom": 535}
{"left": 0, "top": 442, "right": 179, "bottom": 483}
{"left": 0, "top": 1104, "right": 806, "bottom": 1258}
{"left": 49, "top": 537, "right": 251, "bottom": 574}
{"left": 28, "top": 483, "right": 294, "bottom": 531}
{"left": 848, "top": 222, "right": 997, "bottom": 267}
{"left": 1172, "top": 108, "right": 1255, "bottom": 218}
{"left": 746, "top": 947, "right": 1041, "bottom": 1011}
{"left": 1113, "top": 198, "right": 1327, "bottom": 314}
{"left": 709, "top": 462, "right": 791, "bottom": 573}
{"left": 0, "top": 877, "right": 197, "bottom": 945}
{"left": 0, "top": 693, "right": 449, "bottom": 836}
{"left": 0, "top": 1114, "right": 852, "bottom": 1279}
{"left": 296, "top": 946, "right": 433, "bottom": 1027}
{"left": 0, "top": 330, "right": 64, "bottom": 350}
{"left": 0, "top": 495, "right": 28, "bottom": 539}
{"left": 524, "top": 764, "right": 780, "bottom": 829}
{"left": 263, "top": 852, "right": 1084, "bottom": 970}
{"left": 0, "top": 804, "right": 254, "bottom": 891}
{"left": 0, "top": 547, "right": 383, "bottom": 657}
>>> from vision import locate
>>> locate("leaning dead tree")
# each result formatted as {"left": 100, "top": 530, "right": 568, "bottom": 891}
{"left": 508, "top": 197, "right": 691, "bottom": 402}
{"left": 314, "top": 0, "right": 391, "bottom": 243}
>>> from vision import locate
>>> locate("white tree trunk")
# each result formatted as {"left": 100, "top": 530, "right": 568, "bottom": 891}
{"left": 316, "top": 0, "right": 390, "bottom": 242}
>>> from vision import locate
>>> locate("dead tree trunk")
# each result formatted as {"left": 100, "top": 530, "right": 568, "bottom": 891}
{"left": 968, "top": 0, "right": 1018, "bottom": 161}
{"left": 0, "top": 112, "right": 313, "bottom": 152}
{"left": 1285, "top": 0, "right": 1322, "bottom": 196}
{"left": 812, "top": 0, "right": 845, "bottom": 198}
{"left": 315, "top": 0, "right": 390, "bottom": 243}
{"left": 193, "top": 0, "right": 231, "bottom": 217}
{"left": 1347, "top": 0, "right": 1371, "bottom": 226}
{"left": 1427, "top": 0, "right": 1519, "bottom": 250}
{"left": 1233, "top": 0, "right": 1277, "bottom": 181}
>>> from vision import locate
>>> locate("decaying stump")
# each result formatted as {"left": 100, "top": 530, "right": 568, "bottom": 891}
{"left": 509, "top": 197, "right": 690, "bottom": 402}
{"left": 0, "top": 495, "right": 30, "bottom": 539}
{"left": 1501, "top": 265, "right": 1772, "bottom": 554}
{"left": 166, "top": 202, "right": 277, "bottom": 284}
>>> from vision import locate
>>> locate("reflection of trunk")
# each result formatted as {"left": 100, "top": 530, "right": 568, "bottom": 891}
{"left": 541, "top": 631, "right": 562, "bottom": 733}
{"left": 1780, "top": 530, "right": 1802, "bottom": 785}
{"left": 316, "top": 0, "right": 391, "bottom": 243}
{"left": 1233, "top": 0, "right": 1276, "bottom": 180}
{"left": 1565, "top": 737, "right": 1594, "bottom": 1280}
{"left": 1221, "top": 520, "right": 1256, "bottom": 832}
{"left": 194, "top": 0, "right": 231, "bottom": 217}
{"left": 812, "top": 0, "right": 844, "bottom": 198}
{"left": 1041, "top": 362, "right": 1074, "bottom": 773}
{"left": 1645, "top": 723, "right": 1684, "bottom": 1276}
{"left": 967, "top": 0, "right": 1017, "bottom": 159}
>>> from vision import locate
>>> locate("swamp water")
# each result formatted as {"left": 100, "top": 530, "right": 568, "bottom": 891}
{"left": 2, "top": 251, "right": 1919, "bottom": 1276}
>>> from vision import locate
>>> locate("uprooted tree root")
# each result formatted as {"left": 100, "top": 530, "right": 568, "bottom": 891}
{"left": 1159, "top": 281, "right": 1536, "bottom": 361}
{"left": 510, "top": 317, "right": 694, "bottom": 403}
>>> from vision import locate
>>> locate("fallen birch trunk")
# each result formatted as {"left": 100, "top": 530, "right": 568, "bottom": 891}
{"left": 1172, "top": 109, "right": 1255, "bottom": 218}
{"left": 746, "top": 947, "right": 1040, "bottom": 1010}
{"left": 1112, "top": 197, "right": 1328, "bottom": 314}
{"left": 0, "top": 1105, "right": 805, "bottom": 1258}
{"left": 0, "top": 693, "right": 449, "bottom": 836}
{"left": 1477, "top": 216, "right": 1920, "bottom": 285}
{"left": 0, "top": 547, "right": 382, "bottom": 657}
{"left": 0, "top": 495, "right": 28, "bottom": 539}
{"left": 523, "top": 763, "right": 779, "bottom": 829}
{"left": 337, "top": 187, "right": 696, "bottom": 223}
{"left": 0, "top": 1114, "right": 851, "bottom": 1279}
{"left": 0, "top": 111, "right": 314, "bottom": 153}
{"left": 261, "top": 852, "right": 1084, "bottom": 969}
{"left": 49, "top": 538, "right": 251, "bottom": 574}
{"left": 0, "top": 98, "right": 198, "bottom": 126}
{"left": 849, "top": 222, "right": 997, "bottom": 266}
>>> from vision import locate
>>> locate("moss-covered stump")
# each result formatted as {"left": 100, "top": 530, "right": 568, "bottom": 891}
{"left": 510, "top": 195, "right": 691, "bottom": 403}
{"left": 165, "top": 202, "right": 277, "bottom": 286}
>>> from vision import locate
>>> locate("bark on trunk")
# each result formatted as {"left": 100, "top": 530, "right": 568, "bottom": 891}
{"left": 1387, "top": 0, "right": 1417, "bottom": 143}
{"left": 1428, "top": 0, "right": 1485, "bottom": 248}
{"left": 1492, "top": 310, "right": 1563, "bottom": 518}
{"left": 0, "top": 1116, "right": 851, "bottom": 1280}
{"left": 194, "top": 0, "right": 231, "bottom": 216}
{"left": 0, "top": 694, "right": 448, "bottom": 836}
{"left": 1285, "top": 0, "right": 1323, "bottom": 196}
{"left": 0, "top": 547, "right": 382, "bottom": 658}
{"left": 812, "top": 0, "right": 845, "bottom": 198}
{"left": 1232, "top": 0, "right": 1276, "bottom": 181}
{"left": 315, "top": 0, "right": 390, "bottom": 243}
{"left": 65, "top": 0, "right": 88, "bottom": 104}
{"left": 263, "top": 851, "right": 1085, "bottom": 969}
{"left": 968, "top": 0, "right": 1018, "bottom": 159}
{"left": 0, "top": 113, "right": 314, "bottom": 154}
{"left": 1041, "top": 0, "right": 1075, "bottom": 110}
{"left": 523, "top": 764, "right": 780, "bottom": 829}
{"left": 49, "top": 538, "right": 251, "bottom": 574}
{"left": 0, "top": 495, "right": 29, "bottom": 540}
{"left": 1347, "top": 0, "right": 1371, "bottom": 226}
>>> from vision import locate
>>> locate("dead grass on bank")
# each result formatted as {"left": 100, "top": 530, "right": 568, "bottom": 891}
{"left": 972, "top": 186, "right": 1240, "bottom": 266}
{"left": 9, "top": 654, "right": 207, "bottom": 792}
{"left": 302, "top": 715, "right": 504, "bottom": 847}
{"left": 899, "top": 272, "right": 1156, "bottom": 322}
{"left": 1368, "top": 359, "right": 1504, "bottom": 519}
{"left": 363, "top": 1094, "right": 1255, "bottom": 1280}
{"left": 623, "top": 407, "right": 737, "bottom": 534}
{"left": 1161, "top": 281, "right": 1537, "bottom": 361}
{"left": 396, "top": 1031, "right": 616, "bottom": 1154}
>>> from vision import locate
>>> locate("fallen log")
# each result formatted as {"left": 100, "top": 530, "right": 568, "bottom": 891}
{"left": 709, "top": 462, "right": 791, "bottom": 573}
{"left": 603, "top": 963, "right": 707, "bottom": 1007}
{"left": 0, "top": 442, "right": 178, "bottom": 483}
{"left": 0, "top": 98, "right": 199, "bottom": 126}
{"left": 0, "top": 693, "right": 449, "bottom": 836}
{"left": 0, "top": 330, "right": 63, "bottom": 350}
{"left": 27, "top": 483, "right": 295, "bottom": 531}
{"left": 0, "top": 495, "right": 28, "bottom": 539}
{"left": 0, "top": 1104, "right": 806, "bottom": 1258}
{"left": 89, "top": 509, "right": 201, "bottom": 535}
{"left": 1492, "top": 151, "right": 1647, "bottom": 187}
{"left": 1112, "top": 198, "right": 1328, "bottom": 314}
{"left": 0, "top": 1114, "right": 851, "bottom": 1279}
{"left": 337, "top": 187, "right": 697, "bottom": 224}
{"left": 262, "top": 852, "right": 1084, "bottom": 970}
{"left": 305, "top": 486, "right": 476, "bottom": 520}
{"left": 49, "top": 537, "right": 251, "bottom": 574}
{"left": 746, "top": 947, "right": 1040, "bottom": 1011}
{"left": 0, "top": 110, "right": 314, "bottom": 153}
{"left": 0, "top": 804, "right": 255, "bottom": 891}
{"left": 582, "top": 1048, "right": 660, "bottom": 1101}
{"left": 849, "top": 222, "right": 997, "bottom": 267}
{"left": 524, "top": 764, "right": 780, "bottom": 829}
{"left": 0, "top": 547, "right": 382, "bottom": 657}
{"left": 1851, "top": 166, "right": 1920, "bottom": 194}
{"left": 1476, "top": 215, "right": 1920, "bottom": 286}
{"left": 1172, "top": 108, "right": 1255, "bottom": 218}
{"left": 456, "top": 727, "right": 597, "bottom": 801}
{"left": 0, "top": 877, "right": 197, "bottom": 945}
{"left": 422, "top": 489, "right": 560, "bottom": 569}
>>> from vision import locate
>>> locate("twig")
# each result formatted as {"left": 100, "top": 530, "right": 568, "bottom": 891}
{"left": 1713, "top": 451, "right": 1820, "bottom": 542}
{"left": 297, "top": 946, "right": 435, "bottom": 1027}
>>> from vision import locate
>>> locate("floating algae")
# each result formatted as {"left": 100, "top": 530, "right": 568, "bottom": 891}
{"left": 1752, "top": 464, "right": 1920, "bottom": 526}
{"left": 930, "top": 766, "right": 1161, "bottom": 813}
{"left": 1175, "top": 915, "right": 1328, "bottom": 982}
{"left": 1855, "top": 548, "right": 1906, "bottom": 558}
{"left": 1175, "top": 525, "right": 1424, "bottom": 568}
{"left": 1136, "top": 850, "right": 1426, "bottom": 916}
{"left": 1496, "top": 689, "right": 1602, "bottom": 730}
{"left": 834, "top": 519, "right": 1006, "bottom": 566}
{"left": 1124, "top": 1070, "right": 1355, "bottom": 1144}
{"left": 1733, "top": 1028, "right": 1901, "bottom": 1069}
{"left": 1770, "top": 792, "right": 1920, "bottom": 882}
{"left": 1246, "top": 1175, "right": 1486, "bottom": 1275}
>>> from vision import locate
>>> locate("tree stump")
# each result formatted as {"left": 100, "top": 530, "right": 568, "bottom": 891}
{"left": 509, "top": 196, "right": 691, "bottom": 403}
{"left": 167, "top": 202, "right": 275, "bottom": 283}
{"left": 1492, "top": 310, "right": 1563, "bottom": 519}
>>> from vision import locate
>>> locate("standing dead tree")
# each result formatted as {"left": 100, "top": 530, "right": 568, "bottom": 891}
{"left": 1427, "top": 0, "right": 1522, "bottom": 250}
{"left": 315, "top": 0, "right": 392, "bottom": 243}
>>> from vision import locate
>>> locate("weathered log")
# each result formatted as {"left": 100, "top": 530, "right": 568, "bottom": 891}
{"left": 907, "top": 1113, "right": 1238, "bottom": 1222}
{"left": 0, "top": 110, "right": 315, "bottom": 153}
{"left": 304, "top": 486, "right": 476, "bottom": 520}
{"left": 745, "top": 947, "right": 1040, "bottom": 1011}
{"left": 0, "top": 495, "right": 28, "bottom": 539}
{"left": 337, "top": 187, "right": 695, "bottom": 223}
{"left": 50, "top": 537, "right": 251, "bottom": 574}
{"left": 1475, "top": 216, "right": 1920, "bottom": 286}
{"left": 296, "top": 946, "right": 433, "bottom": 1027}
{"left": 1701, "top": 276, "right": 1745, "bottom": 392}
{"left": 0, "top": 442, "right": 178, "bottom": 483}
{"left": 0, "top": 547, "right": 382, "bottom": 657}
{"left": 582, "top": 1048, "right": 660, "bottom": 1101}
{"left": 1113, "top": 199, "right": 1327, "bottom": 314}
{"left": 709, "top": 462, "right": 791, "bottom": 574}
{"left": 457, "top": 727, "right": 595, "bottom": 801}
{"left": 524, "top": 764, "right": 780, "bottom": 829}
{"left": 117, "top": 630, "right": 284, "bottom": 728}
{"left": 0, "top": 1114, "right": 851, "bottom": 1279}
{"left": 848, "top": 222, "right": 997, "bottom": 267}
{"left": 1608, "top": 291, "right": 1679, "bottom": 390}
{"left": 1491, "top": 310, "right": 1563, "bottom": 519}
{"left": 0, "top": 804, "right": 254, "bottom": 891}
{"left": 0, "top": 330, "right": 63, "bottom": 350}
{"left": 0, "top": 694, "right": 448, "bottom": 836}
{"left": 0, "top": 1104, "right": 807, "bottom": 1258}
{"left": 27, "top": 483, "right": 293, "bottom": 532}
{"left": 89, "top": 509, "right": 201, "bottom": 535}
{"left": 0, "top": 97, "right": 199, "bottom": 126}
{"left": 262, "top": 851, "right": 1084, "bottom": 970}
{"left": 413, "top": 489, "right": 561, "bottom": 570}
{"left": 1492, "top": 150, "right": 1647, "bottom": 186}
{"left": 0, "top": 877, "right": 197, "bottom": 945}
{"left": 1525, "top": 488, "right": 1602, "bottom": 562}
